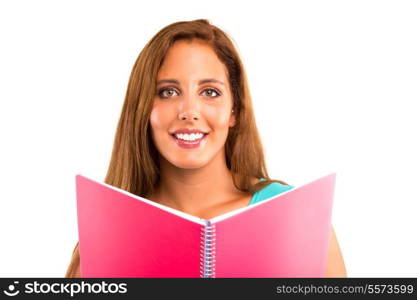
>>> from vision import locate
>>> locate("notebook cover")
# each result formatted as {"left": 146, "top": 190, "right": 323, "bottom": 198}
{"left": 213, "top": 173, "right": 336, "bottom": 277}
{"left": 76, "top": 175, "right": 203, "bottom": 277}
{"left": 76, "top": 172, "right": 336, "bottom": 277}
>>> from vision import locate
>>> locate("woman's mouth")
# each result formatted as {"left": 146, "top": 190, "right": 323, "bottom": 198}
{"left": 171, "top": 133, "right": 209, "bottom": 149}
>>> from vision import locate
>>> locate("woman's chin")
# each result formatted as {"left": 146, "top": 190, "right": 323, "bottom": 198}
{"left": 173, "top": 161, "right": 207, "bottom": 170}
{"left": 168, "top": 157, "right": 209, "bottom": 170}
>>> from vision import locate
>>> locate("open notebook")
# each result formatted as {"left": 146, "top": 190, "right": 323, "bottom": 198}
{"left": 76, "top": 172, "right": 336, "bottom": 278}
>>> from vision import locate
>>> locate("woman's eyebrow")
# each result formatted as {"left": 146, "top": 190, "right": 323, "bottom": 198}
{"left": 198, "top": 78, "right": 225, "bottom": 85}
{"left": 156, "top": 78, "right": 225, "bottom": 85}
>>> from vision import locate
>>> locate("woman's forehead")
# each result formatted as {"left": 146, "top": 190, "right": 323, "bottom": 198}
{"left": 158, "top": 40, "right": 228, "bottom": 83}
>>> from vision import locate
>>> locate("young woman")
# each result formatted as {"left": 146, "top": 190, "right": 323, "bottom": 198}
{"left": 66, "top": 19, "right": 346, "bottom": 278}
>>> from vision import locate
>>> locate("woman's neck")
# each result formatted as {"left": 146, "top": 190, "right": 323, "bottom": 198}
{"left": 150, "top": 153, "right": 252, "bottom": 217}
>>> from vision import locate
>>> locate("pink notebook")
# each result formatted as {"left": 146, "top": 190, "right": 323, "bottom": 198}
{"left": 76, "top": 172, "right": 336, "bottom": 278}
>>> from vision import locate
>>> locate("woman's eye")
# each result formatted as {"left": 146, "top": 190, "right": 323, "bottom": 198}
{"left": 158, "top": 88, "right": 179, "bottom": 98}
{"left": 157, "top": 87, "right": 220, "bottom": 99}
{"left": 202, "top": 88, "right": 220, "bottom": 98}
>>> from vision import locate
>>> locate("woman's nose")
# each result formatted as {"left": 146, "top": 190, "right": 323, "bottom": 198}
{"left": 178, "top": 110, "right": 199, "bottom": 121}
{"left": 177, "top": 96, "right": 200, "bottom": 121}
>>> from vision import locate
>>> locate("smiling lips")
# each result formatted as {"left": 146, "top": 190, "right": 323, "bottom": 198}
{"left": 171, "top": 131, "right": 209, "bottom": 149}
{"left": 171, "top": 128, "right": 209, "bottom": 135}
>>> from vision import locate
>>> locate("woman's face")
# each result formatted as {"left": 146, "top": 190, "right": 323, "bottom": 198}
{"left": 150, "top": 39, "right": 236, "bottom": 170}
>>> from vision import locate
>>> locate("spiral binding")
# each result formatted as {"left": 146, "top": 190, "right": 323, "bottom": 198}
{"left": 200, "top": 220, "right": 216, "bottom": 278}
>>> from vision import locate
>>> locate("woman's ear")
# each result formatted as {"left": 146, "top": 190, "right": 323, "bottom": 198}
{"left": 229, "top": 109, "right": 236, "bottom": 127}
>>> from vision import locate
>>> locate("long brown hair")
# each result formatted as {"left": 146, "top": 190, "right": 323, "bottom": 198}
{"left": 65, "top": 18, "right": 290, "bottom": 278}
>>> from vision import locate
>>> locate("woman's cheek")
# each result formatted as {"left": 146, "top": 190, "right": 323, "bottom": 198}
{"left": 204, "top": 106, "right": 231, "bottom": 127}
{"left": 149, "top": 109, "right": 159, "bottom": 130}
{"left": 149, "top": 108, "right": 168, "bottom": 148}
{"left": 150, "top": 105, "right": 169, "bottom": 131}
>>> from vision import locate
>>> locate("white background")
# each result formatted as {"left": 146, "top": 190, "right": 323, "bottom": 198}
{"left": 0, "top": 0, "right": 416, "bottom": 277}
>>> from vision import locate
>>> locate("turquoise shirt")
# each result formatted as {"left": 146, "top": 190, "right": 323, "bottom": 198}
{"left": 249, "top": 178, "right": 294, "bottom": 205}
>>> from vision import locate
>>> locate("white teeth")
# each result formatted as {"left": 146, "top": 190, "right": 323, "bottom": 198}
{"left": 175, "top": 133, "right": 204, "bottom": 141}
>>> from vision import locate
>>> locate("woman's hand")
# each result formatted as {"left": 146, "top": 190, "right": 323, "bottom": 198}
{"left": 325, "top": 225, "right": 347, "bottom": 277}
